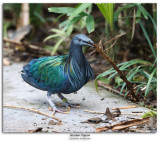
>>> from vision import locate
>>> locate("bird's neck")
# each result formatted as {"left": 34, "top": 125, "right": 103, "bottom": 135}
{"left": 68, "top": 41, "right": 86, "bottom": 87}
{"left": 69, "top": 42, "right": 84, "bottom": 61}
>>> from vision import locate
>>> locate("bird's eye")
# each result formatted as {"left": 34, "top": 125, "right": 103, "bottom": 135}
{"left": 78, "top": 39, "right": 81, "bottom": 41}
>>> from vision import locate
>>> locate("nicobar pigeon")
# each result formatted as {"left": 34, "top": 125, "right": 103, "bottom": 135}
{"left": 21, "top": 34, "right": 95, "bottom": 114}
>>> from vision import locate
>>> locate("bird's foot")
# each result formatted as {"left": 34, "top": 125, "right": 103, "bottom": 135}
{"left": 57, "top": 102, "right": 80, "bottom": 111}
{"left": 48, "top": 106, "right": 69, "bottom": 115}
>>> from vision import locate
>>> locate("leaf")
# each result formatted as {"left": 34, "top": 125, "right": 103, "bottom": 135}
{"left": 135, "top": 9, "right": 142, "bottom": 23}
{"left": 96, "top": 59, "right": 151, "bottom": 80}
{"left": 136, "top": 4, "right": 148, "bottom": 19}
{"left": 69, "top": 3, "right": 91, "bottom": 20}
{"left": 135, "top": 4, "right": 157, "bottom": 35}
{"left": 95, "top": 79, "right": 99, "bottom": 92}
{"left": 50, "top": 29, "right": 65, "bottom": 34}
{"left": 115, "top": 76, "right": 123, "bottom": 85}
{"left": 59, "top": 20, "right": 70, "bottom": 28}
{"left": 120, "top": 83, "right": 126, "bottom": 93}
{"left": 141, "top": 111, "right": 157, "bottom": 118}
{"left": 145, "top": 68, "right": 157, "bottom": 96}
{"left": 97, "top": 3, "right": 114, "bottom": 30}
{"left": 139, "top": 20, "right": 156, "bottom": 59}
{"left": 148, "top": 14, "right": 157, "bottom": 34}
{"left": 86, "top": 15, "right": 95, "bottom": 33}
{"left": 59, "top": 11, "right": 88, "bottom": 29}
{"left": 51, "top": 38, "right": 64, "bottom": 55}
{"left": 66, "top": 25, "right": 74, "bottom": 36}
{"left": 34, "top": 11, "right": 46, "bottom": 23}
{"left": 95, "top": 77, "right": 110, "bottom": 92}
{"left": 43, "top": 34, "right": 60, "bottom": 42}
{"left": 48, "top": 7, "right": 75, "bottom": 15}
{"left": 63, "top": 15, "right": 85, "bottom": 31}
{"left": 114, "top": 3, "right": 136, "bottom": 21}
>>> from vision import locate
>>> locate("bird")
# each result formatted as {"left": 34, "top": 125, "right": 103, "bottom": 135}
{"left": 21, "top": 34, "right": 95, "bottom": 114}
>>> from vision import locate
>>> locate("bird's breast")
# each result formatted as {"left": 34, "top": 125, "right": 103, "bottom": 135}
{"left": 63, "top": 56, "right": 87, "bottom": 93}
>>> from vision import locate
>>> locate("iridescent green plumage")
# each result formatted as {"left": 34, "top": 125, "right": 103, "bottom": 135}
{"left": 30, "top": 56, "right": 67, "bottom": 87}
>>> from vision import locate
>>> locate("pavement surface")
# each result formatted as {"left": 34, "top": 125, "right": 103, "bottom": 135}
{"left": 3, "top": 62, "right": 150, "bottom": 133}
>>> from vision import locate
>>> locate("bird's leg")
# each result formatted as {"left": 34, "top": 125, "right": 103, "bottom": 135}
{"left": 46, "top": 92, "right": 67, "bottom": 114}
{"left": 57, "top": 93, "right": 80, "bottom": 110}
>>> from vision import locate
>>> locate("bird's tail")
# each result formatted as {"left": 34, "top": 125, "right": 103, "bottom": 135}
{"left": 21, "top": 73, "right": 45, "bottom": 91}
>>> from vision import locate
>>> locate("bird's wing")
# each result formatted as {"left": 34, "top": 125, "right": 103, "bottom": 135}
{"left": 22, "top": 55, "right": 69, "bottom": 92}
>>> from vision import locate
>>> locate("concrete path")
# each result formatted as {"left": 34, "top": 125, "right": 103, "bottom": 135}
{"left": 3, "top": 62, "right": 150, "bottom": 133}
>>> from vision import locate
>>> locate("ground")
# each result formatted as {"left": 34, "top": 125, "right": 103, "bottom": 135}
{"left": 3, "top": 62, "right": 151, "bottom": 133}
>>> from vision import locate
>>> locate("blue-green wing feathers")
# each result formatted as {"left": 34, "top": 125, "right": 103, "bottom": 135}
{"left": 22, "top": 55, "right": 69, "bottom": 93}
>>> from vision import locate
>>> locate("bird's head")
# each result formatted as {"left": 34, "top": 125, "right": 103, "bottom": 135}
{"left": 72, "top": 34, "right": 94, "bottom": 47}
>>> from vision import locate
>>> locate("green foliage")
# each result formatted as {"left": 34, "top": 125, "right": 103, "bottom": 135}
{"left": 96, "top": 3, "right": 114, "bottom": 31}
{"left": 95, "top": 59, "right": 157, "bottom": 98}
{"left": 30, "top": 4, "right": 46, "bottom": 27}
{"left": 46, "top": 3, "right": 115, "bottom": 53}
{"left": 139, "top": 20, "right": 156, "bottom": 59}
{"left": 68, "top": 3, "right": 91, "bottom": 20}
{"left": 141, "top": 111, "right": 157, "bottom": 118}
{"left": 3, "top": 21, "right": 11, "bottom": 38}
{"left": 95, "top": 4, "right": 157, "bottom": 99}
{"left": 86, "top": 15, "right": 95, "bottom": 33}
{"left": 95, "top": 77, "right": 110, "bottom": 92}
{"left": 45, "top": 4, "right": 94, "bottom": 54}
{"left": 115, "top": 76, "right": 123, "bottom": 85}
{"left": 114, "top": 4, "right": 136, "bottom": 21}
{"left": 44, "top": 26, "right": 74, "bottom": 55}
{"left": 48, "top": 4, "right": 92, "bottom": 33}
{"left": 115, "top": 4, "right": 157, "bottom": 59}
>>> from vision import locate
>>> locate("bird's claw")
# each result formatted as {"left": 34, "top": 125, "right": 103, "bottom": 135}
{"left": 48, "top": 107, "right": 69, "bottom": 115}
{"left": 62, "top": 102, "right": 80, "bottom": 110}
{"left": 66, "top": 104, "right": 80, "bottom": 108}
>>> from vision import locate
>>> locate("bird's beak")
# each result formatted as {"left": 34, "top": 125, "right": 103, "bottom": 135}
{"left": 84, "top": 40, "right": 94, "bottom": 47}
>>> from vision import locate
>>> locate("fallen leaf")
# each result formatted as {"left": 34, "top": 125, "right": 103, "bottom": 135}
{"left": 105, "top": 108, "right": 116, "bottom": 121}
{"left": 141, "top": 111, "right": 157, "bottom": 118}
{"left": 112, "top": 108, "right": 121, "bottom": 117}
{"left": 28, "top": 127, "right": 43, "bottom": 133}
{"left": 147, "top": 116, "right": 157, "bottom": 129}
{"left": 105, "top": 108, "right": 121, "bottom": 121}
{"left": 82, "top": 117, "right": 102, "bottom": 124}
{"left": 42, "top": 118, "right": 47, "bottom": 120}
{"left": 48, "top": 120, "right": 56, "bottom": 125}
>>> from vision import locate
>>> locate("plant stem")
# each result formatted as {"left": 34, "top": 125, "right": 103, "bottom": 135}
{"left": 90, "top": 33, "right": 138, "bottom": 101}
